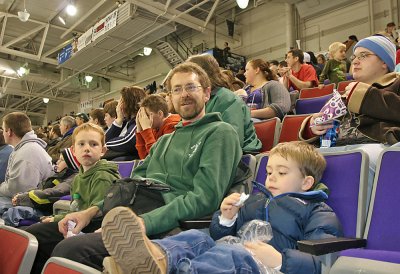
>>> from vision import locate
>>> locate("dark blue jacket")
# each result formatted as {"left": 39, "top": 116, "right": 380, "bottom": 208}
{"left": 105, "top": 119, "right": 138, "bottom": 156}
{"left": 210, "top": 182, "right": 343, "bottom": 274}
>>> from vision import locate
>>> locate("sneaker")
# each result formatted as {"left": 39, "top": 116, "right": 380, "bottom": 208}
{"left": 101, "top": 206, "right": 166, "bottom": 274}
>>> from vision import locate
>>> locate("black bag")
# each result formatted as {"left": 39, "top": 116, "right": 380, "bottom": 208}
{"left": 103, "top": 177, "right": 170, "bottom": 215}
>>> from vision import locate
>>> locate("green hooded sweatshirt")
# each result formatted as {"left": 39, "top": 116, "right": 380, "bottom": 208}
{"left": 206, "top": 87, "right": 261, "bottom": 153}
{"left": 133, "top": 113, "right": 242, "bottom": 236}
{"left": 54, "top": 159, "right": 120, "bottom": 221}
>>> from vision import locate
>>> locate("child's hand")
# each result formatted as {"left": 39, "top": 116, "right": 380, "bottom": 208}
{"left": 220, "top": 193, "right": 242, "bottom": 220}
{"left": 41, "top": 216, "right": 54, "bottom": 223}
{"left": 244, "top": 241, "right": 282, "bottom": 269}
{"left": 11, "top": 194, "right": 19, "bottom": 206}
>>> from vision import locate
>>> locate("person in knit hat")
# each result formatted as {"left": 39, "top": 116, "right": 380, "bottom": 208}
{"left": 2, "top": 148, "right": 80, "bottom": 226}
{"left": 300, "top": 34, "right": 400, "bottom": 205}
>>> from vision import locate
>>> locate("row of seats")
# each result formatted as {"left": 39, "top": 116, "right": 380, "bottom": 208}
{"left": 2, "top": 148, "right": 398, "bottom": 273}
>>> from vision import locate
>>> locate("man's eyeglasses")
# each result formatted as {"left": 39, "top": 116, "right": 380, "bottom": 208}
{"left": 350, "top": 52, "right": 377, "bottom": 62}
{"left": 171, "top": 84, "right": 202, "bottom": 95}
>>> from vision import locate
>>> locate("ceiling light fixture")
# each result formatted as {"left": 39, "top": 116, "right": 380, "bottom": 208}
{"left": 58, "top": 16, "right": 66, "bottom": 25}
{"left": 85, "top": 75, "right": 93, "bottom": 83}
{"left": 43, "top": 98, "right": 49, "bottom": 103}
{"left": 236, "top": 0, "right": 249, "bottom": 9}
{"left": 17, "top": 63, "right": 30, "bottom": 77}
{"left": 18, "top": 0, "right": 30, "bottom": 22}
{"left": 143, "top": 47, "right": 152, "bottom": 56}
{"left": 66, "top": 1, "right": 77, "bottom": 16}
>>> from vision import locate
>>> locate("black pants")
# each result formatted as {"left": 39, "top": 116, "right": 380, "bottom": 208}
{"left": 26, "top": 220, "right": 103, "bottom": 274}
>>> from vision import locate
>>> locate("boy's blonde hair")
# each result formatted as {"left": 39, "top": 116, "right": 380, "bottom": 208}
{"left": 269, "top": 141, "right": 326, "bottom": 184}
{"left": 329, "top": 42, "right": 346, "bottom": 54}
{"left": 72, "top": 123, "right": 105, "bottom": 146}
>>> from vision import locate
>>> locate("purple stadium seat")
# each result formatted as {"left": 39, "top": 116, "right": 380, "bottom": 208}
{"left": 331, "top": 148, "right": 400, "bottom": 273}
{"left": 295, "top": 93, "right": 333, "bottom": 115}
{"left": 112, "top": 160, "right": 136, "bottom": 178}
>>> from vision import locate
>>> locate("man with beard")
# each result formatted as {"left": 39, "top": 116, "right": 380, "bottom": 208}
{"left": 47, "top": 62, "right": 242, "bottom": 272}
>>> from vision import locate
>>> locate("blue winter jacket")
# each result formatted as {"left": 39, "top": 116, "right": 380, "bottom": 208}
{"left": 105, "top": 119, "right": 138, "bottom": 156}
{"left": 210, "top": 182, "right": 343, "bottom": 274}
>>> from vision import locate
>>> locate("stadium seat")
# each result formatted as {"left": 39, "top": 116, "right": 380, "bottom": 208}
{"left": 254, "top": 117, "right": 280, "bottom": 152}
{"left": 41, "top": 257, "right": 101, "bottom": 274}
{"left": 0, "top": 225, "right": 38, "bottom": 274}
{"left": 278, "top": 114, "right": 309, "bottom": 143}
{"left": 112, "top": 160, "right": 136, "bottom": 178}
{"left": 337, "top": 80, "right": 355, "bottom": 94}
{"left": 295, "top": 93, "right": 332, "bottom": 114}
{"left": 330, "top": 147, "right": 400, "bottom": 274}
{"left": 299, "top": 83, "right": 335, "bottom": 99}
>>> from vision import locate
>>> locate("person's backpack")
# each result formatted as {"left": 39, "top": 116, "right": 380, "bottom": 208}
{"left": 103, "top": 178, "right": 170, "bottom": 215}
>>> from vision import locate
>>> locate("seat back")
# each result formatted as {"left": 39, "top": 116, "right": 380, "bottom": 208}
{"left": 42, "top": 257, "right": 101, "bottom": 274}
{"left": 337, "top": 80, "right": 355, "bottom": 94}
{"left": 238, "top": 154, "right": 257, "bottom": 194}
{"left": 112, "top": 160, "right": 136, "bottom": 178}
{"left": 254, "top": 117, "right": 280, "bottom": 152}
{"left": 299, "top": 83, "right": 335, "bottom": 99}
{"left": 364, "top": 147, "right": 400, "bottom": 251}
{"left": 253, "top": 150, "right": 368, "bottom": 238}
{"left": 321, "top": 150, "right": 369, "bottom": 238}
{"left": 278, "top": 114, "right": 309, "bottom": 143}
{"left": 0, "top": 225, "right": 38, "bottom": 274}
{"left": 295, "top": 93, "right": 332, "bottom": 114}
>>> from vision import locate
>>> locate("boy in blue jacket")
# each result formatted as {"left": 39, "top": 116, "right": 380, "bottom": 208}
{"left": 101, "top": 141, "right": 343, "bottom": 274}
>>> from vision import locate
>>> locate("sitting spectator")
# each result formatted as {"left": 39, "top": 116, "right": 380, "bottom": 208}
{"left": 237, "top": 59, "right": 290, "bottom": 121}
{"left": 280, "top": 49, "right": 319, "bottom": 91}
{"left": 2, "top": 148, "right": 79, "bottom": 226}
{"left": 305, "top": 51, "right": 322, "bottom": 76}
{"left": 75, "top": 113, "right": 89, "bottom": 126}
{"left": 316, "top": 53, "right": 326, "bottom": 71}
{"left": 34, "top": 62, "right": 241, "bottom": 272}
{"left": 188, "top": 54, "right": 261, "bottom": 153}
{"left": 0, "top": 129, "right": 13, "bottom": 182}
{"left": 89, "top": 108, "right": 107, "bottom": 130}
{"left": 101, "top": 141, "right": 342, "bottom": 274}
{"left": 47, "top": 116, "right": 76, "bottom": 162}
{"left": 378, "top": 22, "right": 397, "bottom": 45}
{"left": 0, "top": 112, "right": 53, "bottom": 214}
{"left": 300, "top": 35, "right": 398, "bottom": 201}
{"left": 319, "top": 42, "right": 347, "bottom": 86}
{"left": 103, "top": 100, "right": 118, "bottom": 132}
{"left": 135, "top": 94, "right": 180, "bottom": 159}
{"left": 47, "top": 124, "right": 62, "bottom": 148}
{"left": 344, "top": 35, "right": 359, "bottom": 60}
{"left": 25, "top": 123, "right": 120, "bottom": 273}
{"left": 221, "top": 69, "right": 245, "bottom": 91}
{"left": 104, "top": 86, "right": 146, "bottom": 160}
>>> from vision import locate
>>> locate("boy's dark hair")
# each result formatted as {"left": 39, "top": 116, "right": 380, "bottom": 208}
{"left": 3, "top": 112, "right": 32, "bottom": 138}
{"left": 140, "top": 94, "right": 169, "bottom": 118}
{"left": 103, "top": 100, "right": 118, "bottom": 118}
{"left": 90, "top": 108, "right": 106, "bottom": 126}
{"left": 288, "top": 49, "right": 304, "bottom": 64}
{"left": 387, "top": 22, "right": 396, "bottom": 27}
{"left": 72, "top": 123, "right": 106, "bottom": 146}
{"left": 270, "top": 141, "right": 326, "bottom": 184}
{"left": 269, "top": 60, "right": 279, "bottom": 66}
{"left": 120, "top": 86, "right": 146, "bottom": 119}
{"left": 279, "top": 60, "right": 287, "bottom": 67}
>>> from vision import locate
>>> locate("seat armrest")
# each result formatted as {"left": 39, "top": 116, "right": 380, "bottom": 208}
{"left": 297, "top": 237, "right": 367, "bottom": 256}
{"left": 179, "top": 216, "right": 212, "bottom": 230}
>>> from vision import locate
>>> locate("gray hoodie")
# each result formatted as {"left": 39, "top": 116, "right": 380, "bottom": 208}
{"left": 0, "top": 131, "right": 54, "bottom": 198}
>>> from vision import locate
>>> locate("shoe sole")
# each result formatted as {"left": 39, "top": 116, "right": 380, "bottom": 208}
{"left": 101, "top": 206, "right": 161, "bottom": 274}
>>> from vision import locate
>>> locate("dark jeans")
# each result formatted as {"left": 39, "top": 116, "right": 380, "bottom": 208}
{"left": 25, "top": 219, "right": 103, "bottom": 274}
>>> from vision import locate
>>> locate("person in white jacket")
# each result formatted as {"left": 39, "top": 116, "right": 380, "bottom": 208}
{"left": 0, "top": 112, "right": 54, "bottom": 214}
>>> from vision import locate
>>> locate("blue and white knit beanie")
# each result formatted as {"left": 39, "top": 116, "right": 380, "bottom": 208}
{"left": 353, "top": 35, "right": 396, "bottom": 72}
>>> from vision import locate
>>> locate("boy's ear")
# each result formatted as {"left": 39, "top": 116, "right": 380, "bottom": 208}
{"left": 302, "top": 176, "right": 315, "bottom": 192}
{"left": 100, "top": 145, "right": 107, "bottom": 157}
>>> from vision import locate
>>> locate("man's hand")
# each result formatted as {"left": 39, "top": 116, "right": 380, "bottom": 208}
{"left": 244, "top": 241, "right": 282, "bottom": 269}
{"left": 220, "top": 193, "right": 242, "bottom": 220}
{"left": 279, "top": 67, "right": 291, "bottom": 77}
{"left": 310, "top": 113, "right": 334, "bottom": 136}
{"left": 58, "top": 207, "right": 99, "bottom": 237}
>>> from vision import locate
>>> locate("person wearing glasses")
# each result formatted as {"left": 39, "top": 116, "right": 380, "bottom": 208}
{"left": 46, "top": 62, "right": 242, "bottom": 273}
{"left": 299, "top": 35, "right": 399, "bottom": 203}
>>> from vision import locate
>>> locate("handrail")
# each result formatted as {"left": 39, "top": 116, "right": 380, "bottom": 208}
{"left": 170, "top": 32, "right": 193, "bottom": 59}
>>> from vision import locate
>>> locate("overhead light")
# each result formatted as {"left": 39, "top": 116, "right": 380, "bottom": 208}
{"left": 236, "top": 0, "right": 249, "bottom": 9}
{"left": 143, "top": 47, "right": 152, "bottom": 56}
{"left": 18, "top": 0, "right": 30, "bottom": 22}
{"left": 58, "top": 16, "right": 66, "bottom": 25}
{"left": 85, "top": 75, "right": 93, "bottom": 83}
{"left": 17, "top": 63, "right": 29, "bottom": 77}
{"left": 43, "top": 98, "right": 49, "bottom": 103}
{"left": 66, "top": 2, "right": 77, "bottom": 16}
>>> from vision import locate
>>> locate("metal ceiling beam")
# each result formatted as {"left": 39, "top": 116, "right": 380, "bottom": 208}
{"left": 60, "top": 0, "right": 108, "bottom": 39}
{"left": 42, "top": 39, "right": 73, "bottom": 58}
{"left": 3, "top": 24, "right": 46, "bottom": 48}
{"left": 204, "top": 0, "right": 220, "bottom": 28}
{"left": 0, "top": 106, "right": 45, "bottom": 117}
{"left": 37, "top": 24, "right": 50, "bottom": 58}
{"left": 0, "top": 46, "right": 58, "bottom": 64}
{"left": 4, "top": 88, "right": 79, "bottom": 103}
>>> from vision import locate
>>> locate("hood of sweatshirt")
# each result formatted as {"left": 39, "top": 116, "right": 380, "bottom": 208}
{"left": 78, "top": 159, "right": 119, "bottom": 179}
{"left": 14, "top": 130, "right": 47, "bottom": 151}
